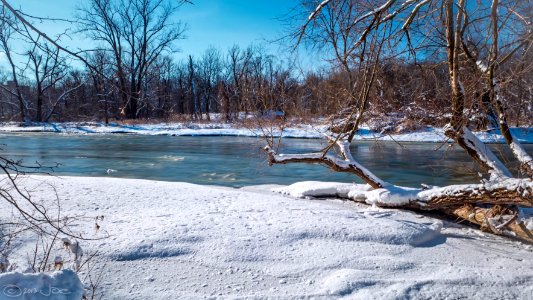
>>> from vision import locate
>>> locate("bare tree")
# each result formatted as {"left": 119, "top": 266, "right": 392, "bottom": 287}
{"left": 198, "top": 47, "right": 223, "bottom": 121}
{"left": 186, "top": 55, "right": 199, "bottom": 119}
{"left": 26, "top": 44, "right": 71, "bottom": 122}
{"left": 227, "top": 45, "right": 255, "bottom": 118}
{"left": 0, "top": 0, "right": 529, "bottom": 125}
{"left": 0, "top": 6, "right": 27, "bottom": 121}
{"left": 78, "top": 0, "right": 187, "bottom": 119}
{"left": 460, "top": 0, "right": 533, "bottom": 177}
{"left": 266, "top": 0, "right": 533, "bottom": 242}
{"left": 0, "top": 4, "right": 107, "bottom": 294}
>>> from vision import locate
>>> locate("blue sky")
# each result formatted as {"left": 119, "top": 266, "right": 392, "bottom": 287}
{"left": 2, "top": 0, "right": 314, "bottom": 66}
{"left": 178, "top": 0, "right": 295, "bottom": 57}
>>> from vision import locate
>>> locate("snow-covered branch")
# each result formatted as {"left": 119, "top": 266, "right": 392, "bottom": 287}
{"left": 510, "top": 141, "right": 533, "bottom": 178}
{"left": 444, "top": 125, "right": 512, "bottom": 180}
{"left": 350, "top": 0, "right": 397, "bottom": 28}
{"left": 296, "top": 0, "right": 332, "bottom": 45}
{"left": 401, "top": 0, "right": 431, "bottom": 30}
{"left": 264, "top": 142, "right": 387, "bottom": 189}
{"left": 308, "top": 0, "right": 331, "bottom": 21}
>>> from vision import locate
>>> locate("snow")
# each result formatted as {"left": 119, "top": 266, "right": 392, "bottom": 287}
{"left": 336, "top": 139, "right": 388, "bottom": 187}
{"left": 510, "top": 141, "right": 533, "bottom": 169}
{"left": 0, "top": 122, "right": 320, "bottom": 139}
{"left": 401, "top": 0, "right": 431, "bottom": 29}
{"left": 1, "top": 122, "right": 532, "bottom": 143}
{"left": 2, "top": 175, "right": 533, "bottom": 299}
{"left": 461, "top": 127, "right": 512, "bottom": 179}
{"left": 272, "top": 181, "right": 365, "bottom": 198}
{"left": 0, "top": 269, "right": 83, "bottom": 300}
{"left": 364, "top": 185, "right": 421, "bottom": 206}
{"left": 274, "top": 181, "right": 423, "bottom": 207}
{"left": 418, "top": 177, "right": 533, "bottom": 200}
{"left": 476, "top": 60, "right": 489, "bottom": 73}
{"left": 353, "top": 0, "right": 395, "bottom": 26}
{"left": 523, "top": 208, "right": 533, "bottom": 230}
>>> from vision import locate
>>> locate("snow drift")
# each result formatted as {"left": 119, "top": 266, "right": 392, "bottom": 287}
{"left": 1, "top": 176, "right": 532, "bottom": 299}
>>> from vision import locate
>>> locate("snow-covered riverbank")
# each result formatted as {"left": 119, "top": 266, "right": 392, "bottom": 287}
{"left": 1, "top": 176, "right": 532, "bottom": 299}
{"left": 1, "top": 121, "right": 533, "bottom": 143}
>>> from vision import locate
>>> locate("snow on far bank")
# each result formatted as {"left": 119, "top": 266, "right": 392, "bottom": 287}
{"left": 0, "top": 122, "right": 532, "bottom": 143}
{"left": 0, "top": 122, "right": 322, "bottom": 139}
{"left": 2, "top": 176, "right": 532, "bottom": 299}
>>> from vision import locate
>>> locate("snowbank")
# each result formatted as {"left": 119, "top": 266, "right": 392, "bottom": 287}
{"left": 0, "top": 122, "right": 532, "bottom": 143}
{"left": 2, "top": 176, "right": 532, "bottom": 299}
{"left": 0, "top": 270, "right": 83, "bottom": 300}
{"left": 0, "top": 122, "right": 321, "bottom": 139}
{"left": 271, "top": 181, "right": 366, "bottom": 198}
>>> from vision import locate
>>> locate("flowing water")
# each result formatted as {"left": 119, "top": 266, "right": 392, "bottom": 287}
{"left": 1, "top": 133, "right": 531, "bottom": 187}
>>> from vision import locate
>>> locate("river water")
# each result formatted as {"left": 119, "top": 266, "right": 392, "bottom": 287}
{"left": 1, "top": 133, "right": 531, "bottom": 187}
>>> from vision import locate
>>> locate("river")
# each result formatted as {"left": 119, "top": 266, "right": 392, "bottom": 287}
{"left": 1, "top": 133, "right": 531, "bottom": 187}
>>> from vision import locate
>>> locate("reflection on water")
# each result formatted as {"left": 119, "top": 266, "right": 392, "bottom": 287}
{"left": 0, "top": 133, "right": 531, "bottom": 187}
{"left": 201, "top": 172, "right": 237, "bottom": 182}
{"left": 159, "top": 155, "right": 185, "bottom": 161}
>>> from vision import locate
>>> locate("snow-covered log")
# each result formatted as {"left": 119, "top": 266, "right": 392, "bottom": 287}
{"left": 276, "top": 179, "right": 533, "bottom": 209}
{"left": 274, "top": 180, "right": 533, "bottom": 243}
{"left": 421, "top": 178, "right": 533, "bottom": 208}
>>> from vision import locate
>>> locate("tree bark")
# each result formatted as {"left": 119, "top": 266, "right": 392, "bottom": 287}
{"left": 444, "top": 204, "right": 533, "bottom": 243}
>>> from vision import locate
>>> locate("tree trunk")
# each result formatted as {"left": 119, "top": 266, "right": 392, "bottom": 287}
{"left": 36, "top": 87, "right": 43, "bottom": 122}
{"left": 124, "top": 76, "right": 139, "bottom": 120}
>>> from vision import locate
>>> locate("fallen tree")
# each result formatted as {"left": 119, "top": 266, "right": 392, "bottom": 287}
{"left": 265, "top": 143, "right": 533, "bottom": 242}
{"left": 266, "top": 0, "right": 533, "bottom": 243}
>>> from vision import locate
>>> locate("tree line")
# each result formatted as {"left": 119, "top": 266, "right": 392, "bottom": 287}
{"left": 0, "top": 0, "right": 531, "bottom": 129}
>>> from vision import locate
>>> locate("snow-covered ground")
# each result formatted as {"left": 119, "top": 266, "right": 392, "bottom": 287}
{"left": 0, "top": 121, "right": 532, "bottom": 143}
{"left": 1, "top": 176, "right": 532, "bottom": 299}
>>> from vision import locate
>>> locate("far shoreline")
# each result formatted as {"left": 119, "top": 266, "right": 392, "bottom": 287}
{"left": 1, "top": 121, "right": 533, "bottom": 144}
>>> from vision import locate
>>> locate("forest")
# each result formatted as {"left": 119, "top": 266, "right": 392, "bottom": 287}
{"left": 0, "top": 0, "right": 530, "bottom": 131}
